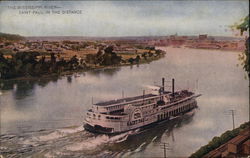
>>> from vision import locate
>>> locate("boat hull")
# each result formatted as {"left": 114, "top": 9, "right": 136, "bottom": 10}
{"left": 84, "top": 108, "right": 197, "bottom": 135}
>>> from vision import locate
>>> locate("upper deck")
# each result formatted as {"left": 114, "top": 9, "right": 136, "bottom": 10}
{"left": 95, "top": 93, "right": 158, "bottom": 106}
{"left": 94, "top": 90, "right": 194, "bottom": 107}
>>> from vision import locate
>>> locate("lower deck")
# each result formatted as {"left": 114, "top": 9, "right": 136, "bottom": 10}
{"left": 84, "top": 97, "right": 198, "bottom": 134}
{"left": 84, "top": 107, "right": 197, "bottom": 135}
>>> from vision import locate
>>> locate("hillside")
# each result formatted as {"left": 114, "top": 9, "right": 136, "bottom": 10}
{"left": 0, "top": 32, "right": 25, "bottom": 42}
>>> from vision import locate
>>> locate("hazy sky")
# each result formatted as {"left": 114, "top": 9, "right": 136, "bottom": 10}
{"left": 0, "top": 1, "right": 248, "bottom": 37}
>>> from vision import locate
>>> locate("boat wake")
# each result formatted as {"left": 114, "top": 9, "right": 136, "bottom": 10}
{"left": 0, "top": 113, "right": 195, "bottom": 158}
{"left": 0, "top": 125, "right": 140, "bottom": 158}
{"left": 66, "top": 129, "right": 139, "bottom": 152}
{"left": 36, "top": 126, "right": 84, "bottom": 142}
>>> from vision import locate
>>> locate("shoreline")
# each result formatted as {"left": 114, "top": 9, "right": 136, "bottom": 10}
{"left": 0, "top": 55, "right": 164, "bottom": 82}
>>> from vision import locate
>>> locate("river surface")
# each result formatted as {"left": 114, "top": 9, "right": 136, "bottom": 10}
{"left": 0, "top": 47, "right": 249, "bottom": 158}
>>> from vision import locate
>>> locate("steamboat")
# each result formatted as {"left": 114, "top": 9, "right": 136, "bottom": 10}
{"left": 84, "top": 78, "right": 201, "bottom": 134}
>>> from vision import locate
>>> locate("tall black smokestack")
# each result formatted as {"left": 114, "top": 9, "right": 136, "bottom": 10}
{"left": 162, "top": 78, "right": 165, "bottom": 93}
{"left": 172, "top": 78, "right": 175, "bottom": 96}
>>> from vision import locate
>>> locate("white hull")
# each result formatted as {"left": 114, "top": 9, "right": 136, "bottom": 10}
{"left": 84, "top": 92, "right": 200, "bottom": 134}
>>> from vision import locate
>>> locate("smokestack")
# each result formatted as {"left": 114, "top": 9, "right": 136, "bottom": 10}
{"left": 162, "top": 78, "right": 165, "bottom": 92}
{"left": 172, "top": 78, "right": 175, "bottom": 96}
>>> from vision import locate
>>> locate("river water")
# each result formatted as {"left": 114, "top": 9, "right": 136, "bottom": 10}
{"left": 0, "top": 47, "right": 249, "bottom": 158}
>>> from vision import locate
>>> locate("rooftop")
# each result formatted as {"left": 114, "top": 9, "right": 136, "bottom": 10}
{"left": 95, "top": 93, "right": 158, "bottom": 106}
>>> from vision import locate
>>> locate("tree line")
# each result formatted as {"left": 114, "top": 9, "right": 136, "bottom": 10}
{"left": 0, "top": 45, "right": 165, "bottom": 79}
{"left": 0, "top": 32, "right": 25, "bottom": 42}
{"left": 0, "top": 51, "right": 83, "bottom": 79}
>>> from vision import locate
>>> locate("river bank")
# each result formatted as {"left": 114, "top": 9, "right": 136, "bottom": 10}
{"left": 0, "top": 53, "right": 165, "bottom": 82}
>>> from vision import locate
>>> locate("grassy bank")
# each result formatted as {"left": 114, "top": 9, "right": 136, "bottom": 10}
{"left": 190, "top": 121, "right": 250, "bottom": 158}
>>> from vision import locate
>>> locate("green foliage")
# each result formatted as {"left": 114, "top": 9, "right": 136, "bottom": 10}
{"left": 85, "top": 46, "right": 122, "bottom": 66}
{"left": 0, "top": 51, "right": 86, "bottom": 79}
{"left": 135, "top": 55, "right": 141, "bottom": 63}
{"left": 236, "top": 15, "right": 249, "bottom": 35}
{"left": 233, "top": 15, "right": 249, "bottom": 77}
{"left": 141, "top": 52, "right": 148, "bottom": 60}
{"left": 104, "top": 46, "right": 114, "bottom": 54}
{"left": 85, "top": 54, "right": 96, "bottom": 64}
{"left": 0, "top": 44, "right": 165, "bottom": 79}
{"left": 148, "top": 51, "right": 153, "bottom": 57}
{"left": 155, "top": 49, "right": 164, "bottom": 56}
{"left": 190, "top": 121, "right": 250, "bottom": 158}
{"left": 128, "top": 58, "right": 134, "bottom": 64}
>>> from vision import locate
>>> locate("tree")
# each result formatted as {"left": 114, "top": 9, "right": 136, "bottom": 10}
{"left": 0, "top": 52, "right": 10, "bottom": 79}
{"left": 135, "top": 55, "right": 141, "bottom": 63}
{"left": 95, "top": 46, "right": 122, "bottom": 66}
{"left": 86, "top": 54, "right": 96, "bottom": 64}
{"left": 236, "top": 15, "right": 249, "bottom": 35}
{"left": 142, "top": 52, "right": 148, "bottom": 60}
{"left": 155, "top": 49, "right": 163, "bottom": 56}
{"left": 148, "top": 51, "right": 153, "bottom": 57}
{"left": 68, "top": 55, "right": 79, "bottom": 70}
{"left": 101, "top": 53, "right": 112, "bottom": 65}
{"left": 50, "top": 53, "right": 56, "bottom": 65}
{"left": 128, "top": 58, "right": 134, "bottom": 64}
{"left": 233, "top": 15, "right": 249, "bottom": 77}
{"left": 104, "top": 46, "right": 114, "bottom": 54}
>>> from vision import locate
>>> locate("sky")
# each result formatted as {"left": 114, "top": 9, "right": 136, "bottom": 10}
{"left": 0, "top": 0, "right": 249, "bottom": 37}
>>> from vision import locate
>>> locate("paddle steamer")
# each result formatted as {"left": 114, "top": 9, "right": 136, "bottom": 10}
{"left": 84, "top": 78, "right": 201, "bottom": 134}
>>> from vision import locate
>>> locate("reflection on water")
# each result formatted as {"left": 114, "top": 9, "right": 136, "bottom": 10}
{"left": 88, "top": 67, "right": 121, "bottom": 77}
{"left": 0, "top": 67, "right": 121, "bottom": 93}
{"left": 0, "top": 79, "right": 51, "bottom": 92}
{"left": 0, "top": 47, "right": 248, "bottom": 157}
{"left": 67, "top": 76, "right": 72, "bottom": 83}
